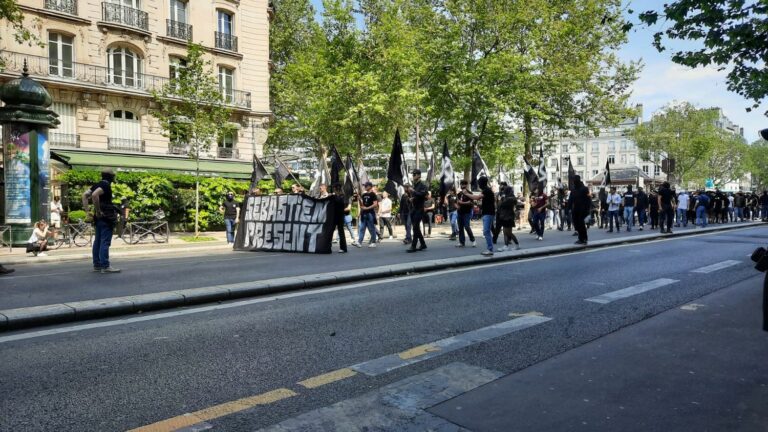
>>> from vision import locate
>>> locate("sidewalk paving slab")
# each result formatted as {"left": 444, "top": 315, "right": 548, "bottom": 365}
{"left": 0, "top": 222, "right": 762, "bottom": 331}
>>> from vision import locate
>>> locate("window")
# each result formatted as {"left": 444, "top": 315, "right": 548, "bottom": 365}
{"left": 591, "top": 155, "right": 598, "bottom": 165}
{"left": 575, "top": 143, "right": 584, "bottom": 153}
{"left": 629, "top": 154, "right": 636, "bottom": 164}
{"left": 169, "top": 57, "right": 187, "bottom": 80}
{"left": 561, "top": 144, "right": 568, "bottom": 153}
{"left": 608, "top": 141, "right": 616, "bottom": 151}
{"left": 218, "top": 66, "right": 234, "bottom": 103}
{"left": 591, "top": 142, "right": 599, "bottom": 152}
{"left": 577, "top": 156, "right": 584, "bottom": 166}
{"left": 48, "top": 33, "right": 73, "bottom": 78}
{"left": 169, "top": 0, "right": 187, "bottom": 22}
{"left": 110, "top": 0, "right": 140, "bottom": 7}
{"left": 608, "top": 154, "right": 615, "bottom": 164}
{"left": 50, "top": 102, "right": 78, "bottom": 147}
{"left": 620, "top": 154, "right": 627, "bottom": 164}
{"left": 108, "top": 46, "right": 142, "bottom": 87}
{"left": 654, "top": 165, "right": 660, "bottom": 176}
{"left": 621, "top": 140, "right": 628, "bottom": 150}
{"left": 109, "top": 109, "right": 142, "bottom": 151}
{"left": 550, "top": 158, "right": 557, "bottom": 167}
{"left": 592, "top": 170, "right": 599, "bottom": 176}
{"left": 642, "top": 165, "right": 649, "bottom": 174}
{"left": 218, "top": 10, "right": 233, "bottom": 35}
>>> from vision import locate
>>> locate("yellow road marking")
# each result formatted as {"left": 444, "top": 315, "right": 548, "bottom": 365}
{"left": 127, "top": 388, "right": 297, "bottom": 432}
{"left": 509, "top": 311, "right": 544, "bottom": 318}
{"left": 298, "top": 368, "right": 357, "bottom": 389}
{"left": 398, "top": 343, "right": 440, "bottom": 360}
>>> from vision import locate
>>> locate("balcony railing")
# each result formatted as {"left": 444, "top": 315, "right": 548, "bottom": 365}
{"left": 108, "top": 138, "right": 145, "bottom": 152}
{"left": 215, "top": 32, "right": 238, "bottom": 52}
{"left": 49, "top": 133, "right": 80, "bottom": 148}
{"left": 167, "top": 19, "right": 192, "bottom": 40}
{"left": 45, "top": 0, "right": 77, "bottom": 15}
{"left": 168, "top": 143, "right": 189, "bottom": 155}
{"left": 217, "top": 147, "right": 239, "bottom": 159}
{"left": 0, "top": 51, "right": 252, "bottom": 110}
{"left": 102, "top": 2, "right": 149, "bottom": 31}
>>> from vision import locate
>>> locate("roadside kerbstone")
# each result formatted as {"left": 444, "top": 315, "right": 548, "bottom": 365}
{"left": 65, "top": 299, "right": 135, "bottom": 320}
{"left": 2, "top": 304, "right": 75, "bottom": 328}
{"left": 127, "top": 292, "right": 185, "bottom": 311}
{"left": 176, "top": 286, "right": 231, "bottom": 304}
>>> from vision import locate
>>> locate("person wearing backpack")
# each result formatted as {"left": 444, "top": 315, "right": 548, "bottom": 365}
{"left": 82, "top": 169, "right": 120, "bottom": 273}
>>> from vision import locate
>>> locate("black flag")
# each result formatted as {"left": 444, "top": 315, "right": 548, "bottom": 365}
{"left": 523, "top": 156, "right": 539, "bottom": 193}
{"left": 439, "top": 141, "right": 455, "bottom": 199}
{"left": 329, "top": 146, "right": 344, "bottom": 185}
{"left": 537, "top": 145, "right": 548, "bottom": 192}
{"left": 343, "top": 155, "right": 359, "bottom": 198}
{"left": 385, "top": 129, "right": 406, "bottom": 197}
{"left": 274, "top": 156, "right": 296, "bottom": 190}
{"left": 568, "top": 158, "right": 576, "bottom": 191}
{"left": 471, "top": 149, "right": 490, "bottom": 191}
{"left": 601, "top": 160, "right": 611, "bottom": 186}
{"left": 249, "top": 154, "right": 269, "bottom": 190}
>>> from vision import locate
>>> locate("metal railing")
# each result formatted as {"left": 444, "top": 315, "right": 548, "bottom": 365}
{"left": 167, "top": 19, "right": 192, "bottom": 40}
{"left": 50, "top": 132, "right": 80, "bottom": 148}
{"left": 215, "top": 32, "right": 238, "bottom": 52}
{"left": 108, "top": 138, "right": 145, "bottom": 152}
{"left": 217, "top": 147, "right": 239, "bottom": 159}
{"left": 45, "top": 0, "right": 77, "bottom": 15}
{"left": 0, "top": 226, "right": 11, "bottom": 253}
{"left": 168, "top": 143, "right": 189, "bottom": 155}
{"left": 102, "top": 2, "right": 149, "bottom": 31}
{"left": 0, "top": 51, "right": 252, "bottom": 109}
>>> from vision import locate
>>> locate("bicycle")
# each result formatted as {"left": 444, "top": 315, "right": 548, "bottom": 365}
{"left": 51, "top": 221, "right": 93, "bottom": 249}
{"left": 129, "top": 209, "right": 169, "bottom": 244}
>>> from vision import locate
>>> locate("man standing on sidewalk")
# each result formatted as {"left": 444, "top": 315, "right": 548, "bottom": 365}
{"left": 658, "top": 181, "right": 675, "bottom": 234}
{"left": 83, "top": 169, "right": 120, "bottom": 273}
{"left": 636, "top": 186, "right": 648, "bottom": 231}
{"left": 456, "top": 180, "right": 477, "bottom": 248}
{"left": 446, "top": 188, "right": 459, "bottom": 241}
{"left": 220, "top": 192, "right": 239, "bottom": 245}
{"left": 356, "top": 182, "right": 379, "bottom": 248}
{"left": 676, "top": 190, "right": 690, "bottom": 228}
{"left": 606, "top": 186, "right": 621, "bottom": 233}
{"left": 571, "top": 175, "right": 592, "bottom": 245}
{"left": 622, "top": 185, "right": 636, "bottom": 232}
{"left": 399, "top": 188, "right": 413, "bottom": 245}
{"left": 407, "top": 169, "right": 428, "bottom": 252}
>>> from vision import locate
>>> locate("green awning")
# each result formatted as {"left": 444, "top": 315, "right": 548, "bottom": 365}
{"left": 52, "top": 150, "right": 253, "bottom": 179}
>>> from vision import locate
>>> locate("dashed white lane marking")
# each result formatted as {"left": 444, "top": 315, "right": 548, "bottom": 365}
{"left": 690, "top": 260, "right": 742, "bottom": 274}
{"left": 585, "top": 279, "right": 679, "bottom": 304}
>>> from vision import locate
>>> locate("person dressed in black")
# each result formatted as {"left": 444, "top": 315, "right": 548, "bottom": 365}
{"left": 399, "top": 189, "right": 413, "bottom": 245}
{"left": 496, "top": 186, "right": 520, "bottom": 251}
{"left": 220, "top": 192, "right": 239, "bottom": 244}
{"left": 571, "top": 175, "right": 592, "bottom": 245}
{"left": 407, "top": 169, "right": 428, "bottom": 252}
{"left": 598, "top": 187, "right": 608, "bottom": 229}
{"left": 456, "top": 180, "right": 477, "bottom": 247}
{"left": 657, "top": 181, "right": 675, "bottom": 234}
{"left": 331, "top": 183, "right": 348, "bottom": 253}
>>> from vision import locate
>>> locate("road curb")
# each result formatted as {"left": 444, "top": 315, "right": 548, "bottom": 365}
{"left": 0, "top": 222, "right": 761, "bottom": 332}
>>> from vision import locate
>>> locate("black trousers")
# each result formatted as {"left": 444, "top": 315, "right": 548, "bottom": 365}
{"left": 573, "top": 212, "right": 588, "bottom": 242}
{"left": 661, "top": 204, "right": 674, "bottom": 231}
{"left": 411, "top": 210, "right": 426, "bottom": 248}
{"left": 335, "top": 220, "right": 347, "bottom": 252}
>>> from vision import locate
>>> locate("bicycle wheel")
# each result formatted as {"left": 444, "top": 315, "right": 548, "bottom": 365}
{"left": 153, "top": 224, "right": 168, "bottom": 243}
{"left": 51, "top": 231, "right": 66, "bottom": 250}
{"left": 73, "top": 227, "right": 92, "bottom": 247}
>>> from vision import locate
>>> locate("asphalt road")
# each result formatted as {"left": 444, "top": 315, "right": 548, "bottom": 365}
{"left": 0, "top": 227, "right": 765, "bottom": 431}
{"left": 0, "top": 221, "right": 754, "bottom": 310}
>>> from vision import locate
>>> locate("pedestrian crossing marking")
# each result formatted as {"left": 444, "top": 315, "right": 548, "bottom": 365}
{"left": 585, "top": 279, "right": 679, "bottom": 304}
{"left": 509, "top": 311, "right": 544, "bottom": 318}
{"left": 298, "top": 368, "right": 357, "bottom": 389}
{"left": 690, "top": 260, "right": 741, "bottom": 274}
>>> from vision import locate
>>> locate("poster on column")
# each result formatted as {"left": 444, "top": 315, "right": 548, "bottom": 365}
{"left": 234, "top": 194, "right": 336, "bottom": 254}
{"left": 3, "top": 124, "right": 32, "bottom": 224}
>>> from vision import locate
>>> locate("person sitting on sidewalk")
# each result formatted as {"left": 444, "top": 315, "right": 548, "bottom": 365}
{"left": 26, "top": 220, "right": 51, "bottom": 257}
{"left": 0, "top": 264, "right": 14, "bottom": 275}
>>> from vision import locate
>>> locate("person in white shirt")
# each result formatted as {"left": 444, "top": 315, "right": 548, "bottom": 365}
{"left": 27, "top": 220, "right": 51, "bottom": 257}
{"left": 50, "top": 196, "right": 63, "bottom": 228}
{"left": 606, "top": 186, "right": 622, "bottom": 233}
{"left": 676, "top": 191, "right": 690, "bottom": 228}
{"left": 378, "top": 191, "right": 394, "bottom": 239}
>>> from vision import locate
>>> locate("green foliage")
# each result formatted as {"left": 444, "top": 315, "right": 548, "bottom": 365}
{"left": 747, "top": 140, "right": 768, "bottom": 192}
{"left": 0, "top": 0, "right": 41, "bottom": 69}
{"left": 638, "top": 2, "right": 768, "bottom": 113}
{"left": 67, "top": 210, "right": 86, "bottom": 223}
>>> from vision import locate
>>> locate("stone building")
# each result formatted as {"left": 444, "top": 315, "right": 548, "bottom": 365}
{"left": 0, "top": 0, "right": 273, "bottom": 192}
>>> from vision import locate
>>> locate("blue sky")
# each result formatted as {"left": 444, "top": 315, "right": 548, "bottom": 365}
{"left": 308, "top": 0, "right": 767, "bottom": 141}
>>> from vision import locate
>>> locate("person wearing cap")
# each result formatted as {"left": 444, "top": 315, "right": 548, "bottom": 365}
{"left": 220, "top": 191, "right": 240, "bottom": 244}
{"left": 356, "top": 181, "right": 379, "bottom": 248}
{"left": 407, "top": 169, "right": 428, "bottom": 252}
{"left": 82, "top": 168, "right": 120, "bottom": 273}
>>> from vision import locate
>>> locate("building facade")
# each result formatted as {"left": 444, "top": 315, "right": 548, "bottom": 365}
{"left": 1, "top": 0, "right": 272, "bottom": 185}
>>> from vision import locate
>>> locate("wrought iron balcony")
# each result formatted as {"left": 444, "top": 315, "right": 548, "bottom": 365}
{"left": 102, "top": 2, "right": 148, "bottom": 31}
{"left": 49, "top": 133, "right": 80, "bottom": 148}
{"left": 167, "top": 19, "right": 192, "bottom": 41}
{"left": 45, "top": 0, "right": 77, "bottom": 15}
{"left": 217, "top": 147, "right": 239, "bottom": 159}
{"left": 108, "top": 138, "right": 145, "bottom": 152}
{"left": 0, "top": 51, "right": 252, "bottom": 110}
{"left": 215, "top": 32, "right": 238, "bottom": 52}
{"left": 168, "top": 142, "right": 189, "bottom": 155}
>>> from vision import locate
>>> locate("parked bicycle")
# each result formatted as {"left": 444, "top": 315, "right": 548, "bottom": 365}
{"left": 129, "top": 209, "right": 169, "bottom": 244}
{"left": 51, "top": 220, "right": 93, "bottom": 249}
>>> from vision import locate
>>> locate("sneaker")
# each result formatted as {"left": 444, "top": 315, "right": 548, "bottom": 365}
{"left": 93, "top": 267, "right": 103, "bottom": 272}
{"left": 418, "top": 245, "right": 428, "bottom": 251}
{"left": 389, "top": 235, "right": 394, "bottom": 240}
{"left": 37, "top": 252, "right": 48, "bottom": 257}
{"left": 406, "top": 247, "right": 418, "bottom": 253}
{"left": 101, "top": 267, "right": 121, "bottom": 273}
{"left": 608, "top": 230, "right": 613, "bottom": 233}
{"left": 338, "top": 250, "right": 347, "bottom": 253}
{"left": 352, "top": 242, "right": 362, "bottom": 248}
{"left": 481, "top": 250, "right": 493, "bottom": 256}
{"left": 369, "top": 243, "right": 377, "bottom": 248}
{"left": 537, "top": 236, "right": 543, "bottom": 241}
{"left": 471, "top": 241, "right": 477, "bottom": 247}
{"left": 515, "top": 244, "right": 521, "bottom": 250}
{"left": 575, "top": 240, "right": 587, "bottom": 245}
{"left": 639, "top": 227, "right": 643, "bottom": 231}
{"left": 455, "top": 243, "right": 465, "bottom": 248}
{"left": 499, "top": 246, "right": 508, "bottom": 252}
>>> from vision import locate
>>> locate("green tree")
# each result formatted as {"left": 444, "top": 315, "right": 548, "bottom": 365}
{"left": 0, "top": 0, "right": 39, "bottom": 68}
{"left": 747, "top": 140, "right": 768, "bottom": 192}
{"left": 627, "top": 102, "right": 722, "bottom": 186}
{"left": 697, "top": 131, "right": 748, "bottom": 188}
{"left": 151, "top": 43, "right": 234, "bottom": 237}
{"left": 638, "top": 1, "right": 768, "bottom": 113}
